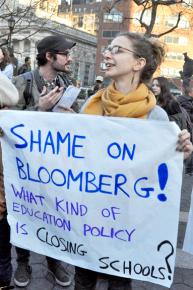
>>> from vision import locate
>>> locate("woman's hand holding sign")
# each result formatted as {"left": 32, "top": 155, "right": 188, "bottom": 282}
{"left": 177, "top": 129, "right": 193, "bottom": 160}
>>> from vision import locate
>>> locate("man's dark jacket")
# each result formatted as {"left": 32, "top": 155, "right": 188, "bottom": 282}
{"left": 178, "top": 95, "right": 193, "bottom": 124}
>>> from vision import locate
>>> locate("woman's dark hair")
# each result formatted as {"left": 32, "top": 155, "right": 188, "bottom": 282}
{"left": 36, "top": 51, "right": 57, "bottom": 66}
{"left": 0, "top": 47, "right": 11, "bottom": 70}
{"left": 119, "top": 32, "right": 165, "bottom": 84}
{"left": 153, "top": 77, "right": 181, "bottom": 115}
{"left": 25, "top": 56, "right": 31, "bottom": 63}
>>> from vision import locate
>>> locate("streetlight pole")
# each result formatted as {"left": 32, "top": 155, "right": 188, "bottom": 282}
{"left": 7, "top": 15, "right": 15, "bottom": 48}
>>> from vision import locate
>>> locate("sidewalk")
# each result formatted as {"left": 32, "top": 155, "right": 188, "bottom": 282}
{"left": 11, "top": 250, "right": 193, "bottom": 290}
{"left": 11, "top": 175, "right": 193, "bottom": 290}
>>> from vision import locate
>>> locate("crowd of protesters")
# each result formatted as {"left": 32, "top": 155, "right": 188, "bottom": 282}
{"left": 0, "top": 33, "right": 192, "bottom": 290}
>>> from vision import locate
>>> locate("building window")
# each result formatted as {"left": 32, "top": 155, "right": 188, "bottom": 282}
{"left": 133, "top": 11, "right": 159, "bottom": 25}
{"left": 78, "top": 16, "right": 83, "bottom": 27}
{"left": 103, "top": 31, "right": 119, "bottom": 38}
{"left": 12, "top": 40, "right": 19, "bottom": 53}
{"left": 101, "top": 46, "right": 105, "bottom": 53}
{"left": 165, "top": 16, "right": 178, "bottom": 27}
{"left": 164, "top": 36, "right": 179, "bottom": 44}
{"left": 165, "top": 16, "right": 189, "bottom": 29}
{"left": 179, "top": 37, "right": 188, "bottom": 45}
{"left": 182, "top": 0, "right": 193, "bottom": 6}
{"left": 104, "top": 12, "right": 123, "bottom": 23}
{"left": 165, "top": 52, "right": 183, "bottom": 61}
{"left": 164, "top": 35, "right": 189, "bottom": 45}
{"left": 24, "top": 39, "right": 30, "bottom": 53}
{"left": 84, "top": 63, "right": 90, "bottom": 86}
{"left": 100, "top": 62, "right": 106, "bottom": 70}
{"left": 179, "top": 18, "right": 190, "bottom": 28}
{"left": 74, "top": 62, "right": 79, "bottom": 79}
{"left": 161, "top": 67, "right": 180, "bottom": 77}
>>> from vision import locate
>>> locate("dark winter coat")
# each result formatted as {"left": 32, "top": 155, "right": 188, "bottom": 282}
{"left": 164, "top": 99, "right": 193, "bottom": 174}
{"left": 178, "top": 94, "right": 193, "bottom": 124}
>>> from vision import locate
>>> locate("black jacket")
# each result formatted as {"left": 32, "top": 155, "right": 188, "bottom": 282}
{"left": 163, "top": 99, "right": 193, "bottom": 174}
{"left": 178, "top": 95, "right": 193, "bottom": 124}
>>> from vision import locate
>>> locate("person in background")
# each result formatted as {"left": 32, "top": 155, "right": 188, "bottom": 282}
{"left": 0, "top": 72, "right": 19, "bottom": 289}
{"left": 17, "top": 57, "right": 31, "bottom": 75}
{"left": 182, "top": 52, "right": 193, "bottom": 88}
{"left": 178, "top": 85, "right": 193, "bottom": 125}
{"left": 76, "top": 32, "right": 193, "bottom": 290}
{"left": 93, "top": 75, "right": 104, "bottom": 92}
{"left": 151, "top": 77, "right": 190, "bottom": 129}
{"left": 0, "top": 47, "right": 13, "bottom": 79}
{"left": 13, "top": 35, "right": 78, "bottom": 113}
{"left": 152, "top": 76, "right": 193, "bottom": 175}
{"left": 12, "top": 35, "right": 76, "bottom": 288}
{"left": 88, "top": 75, "right": 104, "bottom": 97}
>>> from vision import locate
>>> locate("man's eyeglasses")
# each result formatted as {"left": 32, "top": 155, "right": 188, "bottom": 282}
{"left": 53, "top": 50, "right": 71, "bottom": 57}
{"left": 103, "top": 45, "right": 140, "bottom": 57}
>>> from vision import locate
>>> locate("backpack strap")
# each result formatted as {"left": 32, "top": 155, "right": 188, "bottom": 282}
{"left": 58, "top": 73, "right": 72, "bottom": 88}
{"left": 22, "top": 69, "right": 45, "bottom": 107}
{"left": 33, "top": 69, "right": 45, "bottom": 93}
{"left": 22, "top": 71, "right": 33, "bottom": 106}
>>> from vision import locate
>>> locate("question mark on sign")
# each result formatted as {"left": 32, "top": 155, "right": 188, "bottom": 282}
{"left": 157, "top": 240, "right": 174, "bottom": 280}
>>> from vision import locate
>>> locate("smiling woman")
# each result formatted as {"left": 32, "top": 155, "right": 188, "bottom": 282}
{"left": 76, "top": 32, "right": 193, "bottom": 290}
{"left": 83, "top": 32, "right": 165, "bottom": 118}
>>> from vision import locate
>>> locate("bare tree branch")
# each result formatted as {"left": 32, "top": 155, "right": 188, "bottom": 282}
{"left": 156, "top": 0, "right": 182, "bottom": 5}
{"left": 138, "top": 3, "right": 151, "bottom": 30}
{"left": 0, "top": 0, "right": 6, "bottom": 9}
{"left": 0, "top": 0, "right": 56, "bottom": 45}
{"left": 145, "top": 2, "right": 158, "bottom": 36}
{"left": 152, "top": 11, "right": 182, "bottom": 37}
{"left": 121, "top": 0, "right": 189, "bottom": 37}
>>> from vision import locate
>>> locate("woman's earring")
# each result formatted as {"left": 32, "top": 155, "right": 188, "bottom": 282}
{"left": 131, "top": 73, "right": 135, "bottom": 85}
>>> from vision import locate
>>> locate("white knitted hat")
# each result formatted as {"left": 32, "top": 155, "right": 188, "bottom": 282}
{"left": 0, "top": 73, "right": 19, "bottom": 107}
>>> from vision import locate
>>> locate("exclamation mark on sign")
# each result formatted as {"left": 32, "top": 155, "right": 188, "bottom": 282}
{"left": 157, "top": 163, "right": 168, "bottom": 202}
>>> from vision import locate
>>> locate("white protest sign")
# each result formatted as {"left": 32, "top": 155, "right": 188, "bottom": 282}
{"left": 0, "top": 110, "right": 183, "bottom": 288}
{"left": 52, "top": 85, "right": 81, "bottom": 111}
{"left": 183, "top": 187, "right": 193, "bottom": 254}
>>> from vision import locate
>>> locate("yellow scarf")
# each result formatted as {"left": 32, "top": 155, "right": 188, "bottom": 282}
{"left": 83, "top": 82, "right": 156, "bottom": 119}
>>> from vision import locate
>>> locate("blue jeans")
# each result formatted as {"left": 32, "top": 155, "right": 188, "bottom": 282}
{"left": 0, "top": 215, "right": 12, "bottom": 286}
